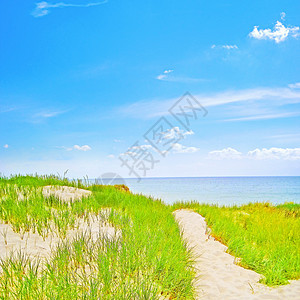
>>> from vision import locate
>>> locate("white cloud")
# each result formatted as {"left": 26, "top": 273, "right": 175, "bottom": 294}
{"left": 73, "top": 145, "right": 91, "bottom": 151}
{"left": 208, "top": 147, "right": 300, "bottom": 160}
{"left": 156, "top": 70, "right": 204, "bottom": 83}
{"left": 120, "top": 139, "right": 199, "bottom": 156}
{"left": 211, "top": 44, "right": 238, "bottom": 50}
{"left": 288, "top": 82, "right": 300, "bottom": 89}
{"left": 208, "top": 148, "right": 242, "bottom": 159}
{"left": 249, "top": 21, "right": 299, "bottom": 43}
{"left": 156, "top": 74, "right": 167, "bottom": 80}
{"left": 280, "top": 12, "right": 286, "bottom": 21}
{"left": 58, "top": 144, "right": 91, "bottom": 151}
{"left": 183, "top": 130, "right": 194, "bottom": 136}
{"left": 107, "top": 154, "right": 115, "bottom": 159}
{"left": 114, "top": 139, "right": 121, "bottom": 143}
{"left": 248, "top": 148, "right": 300, "bottom": 160}
{"left": 32, "top": 1, "right": 107, "bottom": 17}
{"left": 222, "top": 45, "right": 238, "bottom": 49}
{"left": 172, "top": 143, "right": 199, "bottom": 154}
{"left": 3, "top": 144, "right": 9, "bottom": 149}
{"left": 131, "top": 144, "right": 153, "bottom": 150}
{"left": 159, "top": 127, "right": 194, "bottom": 140}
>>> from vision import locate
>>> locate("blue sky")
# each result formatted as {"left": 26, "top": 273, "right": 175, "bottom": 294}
{"left": 0, "top": 0, "right": 300, "bottom": 179}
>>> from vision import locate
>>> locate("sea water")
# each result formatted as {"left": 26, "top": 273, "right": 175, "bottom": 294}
{"left": 121, "top": 177, "right": 300, "bottom": 205}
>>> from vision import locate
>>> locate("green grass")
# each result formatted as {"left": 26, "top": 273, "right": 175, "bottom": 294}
{"left": 1, "top": 174, "right": 299, "bottom": 299}
{"left": 172, "top": 201, "right": 300, "bottom": 286}
{"left": 0, "top": 175, "right": 194, "bottom": 299}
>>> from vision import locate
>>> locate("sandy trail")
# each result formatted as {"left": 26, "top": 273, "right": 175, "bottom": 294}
{"left": 174, "top": 209, "right": 300, "bottom": 300}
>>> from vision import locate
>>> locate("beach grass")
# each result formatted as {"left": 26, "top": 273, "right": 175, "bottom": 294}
{"left": 172, "top": 201, "right": 300, "bottom": 286}
{"left": 1, "top": 174, "right": 299, "bottom": 299}
{"left": 0, "top": 175, "right": 194, "bottom": 299}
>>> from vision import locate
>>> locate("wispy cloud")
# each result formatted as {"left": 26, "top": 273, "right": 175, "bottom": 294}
{"left": 211, "top": 44, "right": 238, "bottom": 50}
{"left": 209, "top": 147, "right": 300, "bottom": 160}
{"left": 32, "top": 1, "right": 108, "bottom": 17}
{"left": 118, "top": 85, "right": 300, "bottom": 119}
{"left": 156, "top": 69, "right": 174, "bottom": 80}
{"left": 3, "top": 144, "right": 9, "bottom": 149}
{"left": 35, "top": 110, "right": 66, "bottom": 118}
{"left": 222, "top": 112, "right": 300, "bottom": 122}
{"left": 268, "top": 133, "right": 300, "bottom": 142}
{"left": 288, "top": 82, "right": 300, "bottom": 89}
{"left": 249, "top": 15, "right": 299, "bottom": 43}
{"left": 156, "top": 70, "right": 205, "bottom": 83}
{"left": 31, "top": 109, "right": 69, "bottom": 123}
{"left": 60, "top": 145, "right": 92, "bottom": 151}
{"left": 0, "top": 106, "right": 17, "bottom": 113}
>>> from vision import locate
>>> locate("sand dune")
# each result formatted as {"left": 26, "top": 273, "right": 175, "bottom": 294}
{"left": 42, "top": 185, "right": 92, "bottom": 203}
{"left": 0, "top": 186, "right": 118, "bottom": 268}
{"left": 174, "top": 209, "right": 300, "bottom": 300}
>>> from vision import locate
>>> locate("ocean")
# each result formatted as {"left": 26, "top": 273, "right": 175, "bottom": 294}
{"left": 114, "top": 176, "right": 300, "bottom": 206}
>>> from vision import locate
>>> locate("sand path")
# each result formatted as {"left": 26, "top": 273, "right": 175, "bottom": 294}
{"left": 174, "top": 209, "right": 300, "bottom": 300}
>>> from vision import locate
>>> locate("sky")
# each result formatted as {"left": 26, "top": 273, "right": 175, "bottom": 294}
{"left": 0, "top": 0, "right": 300, "bottom": 179}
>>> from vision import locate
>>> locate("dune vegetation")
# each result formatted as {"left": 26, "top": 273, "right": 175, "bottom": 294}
{"left": 0, "top": 175, "right": 194, "bottom": 299}
{"left": 0, "top": 174, "right": 299, "bottom": 299}
{"left": 172, "top": 201, "right": 300, "bottom": 286}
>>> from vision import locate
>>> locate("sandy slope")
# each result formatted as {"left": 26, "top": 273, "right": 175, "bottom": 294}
{"left": 0, "top": 186, "right": 119, "bottom": 266}
{"left": 42, "top": 185, "right": 92, "bottom": 202}
{"left": 174, "top": 209, "right": 300, "bottom": 300}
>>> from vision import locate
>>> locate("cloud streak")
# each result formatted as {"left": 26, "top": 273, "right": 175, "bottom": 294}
{"left": 222, "top": 112, "right": 300, "bottom": 122}
{"left": 211, "top": 44, "right": 238, "bottom": 50}
{"left": 35, "top": 110, "right": 67, "bottom": 118}
{"left": 32, "top": 1, "right": 108, "bottom": 17}
{"left": 118, "top": 85, "right": 300, "bottom": 119}
{"left": 156, "top": 70, "right": 205, "bottom": 83}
